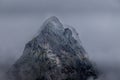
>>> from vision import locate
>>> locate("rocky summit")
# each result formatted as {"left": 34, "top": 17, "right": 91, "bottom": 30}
{"left": 7, "top": 16, "right": 98, "bottom": 80}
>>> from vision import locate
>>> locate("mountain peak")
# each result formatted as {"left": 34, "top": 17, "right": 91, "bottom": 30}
{"left": 7, "top": 16, "right": 98, "bottom": 80}
{"left": 40, "top": 16, "right": 63, "bottom": 33}
{"left": 46, "top": 16, "right": 60, "bottom": 23}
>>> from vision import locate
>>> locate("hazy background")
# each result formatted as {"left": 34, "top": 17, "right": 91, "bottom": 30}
{"left": 0, "top": 0, "right": 120, "bottom": 80}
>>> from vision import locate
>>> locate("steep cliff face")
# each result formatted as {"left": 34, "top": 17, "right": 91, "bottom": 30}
{"left": 7, "top": 16, "right": 98, "bottom": 80}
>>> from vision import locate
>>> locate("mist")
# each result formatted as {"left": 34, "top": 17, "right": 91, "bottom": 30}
{"left": 0, "top": 0, "right": 120, "bottom": 80}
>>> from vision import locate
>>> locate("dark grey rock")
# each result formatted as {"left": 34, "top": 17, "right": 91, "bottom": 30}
{"left": 7, "top": 16, "right": 98, "bottom": 80}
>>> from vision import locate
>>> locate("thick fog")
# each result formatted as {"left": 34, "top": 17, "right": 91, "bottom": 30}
{"left": 0, "top": 0, "right": 120, "bottom": 80}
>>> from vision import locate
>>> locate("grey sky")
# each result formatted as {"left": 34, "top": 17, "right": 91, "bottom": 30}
{"left": 0, "top": 0, "right": 120, "bottom": 14}
{"left": 0, "top": 0, "right": 120, "bottom": 79}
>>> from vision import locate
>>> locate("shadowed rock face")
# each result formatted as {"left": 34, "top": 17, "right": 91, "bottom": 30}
{"left": 7, "top": 16, "right": 98, "bottom": 80}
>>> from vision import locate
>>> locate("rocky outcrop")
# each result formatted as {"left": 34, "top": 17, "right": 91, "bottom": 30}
{"left": 7, "top": 16, "right": 98, "bottom": 80}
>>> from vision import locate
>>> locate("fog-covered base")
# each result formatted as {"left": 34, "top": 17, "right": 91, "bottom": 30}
{"left": 7, "top": 16, "right": 98, "bottom": 80}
